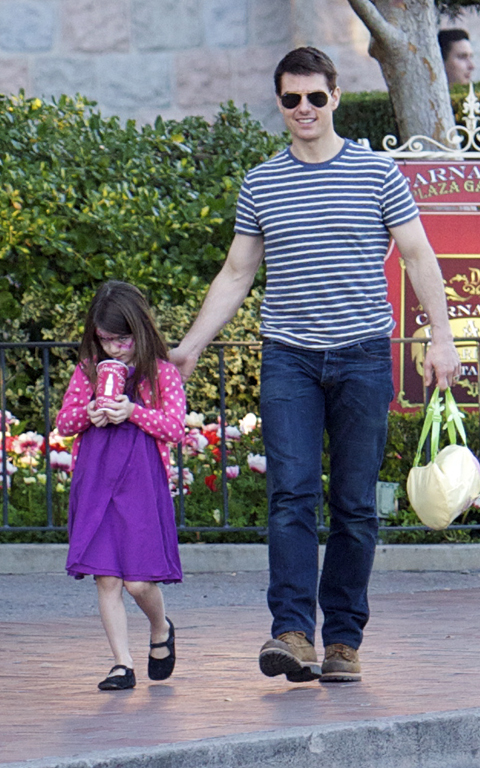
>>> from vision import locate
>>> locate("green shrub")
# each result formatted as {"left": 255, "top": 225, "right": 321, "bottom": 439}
{"left": 334, "top": 90, "right": 399, "bottom": 150}
{"left": 0, "top": 94, "right": 284, "bottom": 425}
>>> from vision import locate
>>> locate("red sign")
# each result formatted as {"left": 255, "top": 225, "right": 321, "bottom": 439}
{"left": 397, "top": 161, "right": 480, "bottom": 205}
{"left": 385, "top": 212, "right": 480, "bottom": 409}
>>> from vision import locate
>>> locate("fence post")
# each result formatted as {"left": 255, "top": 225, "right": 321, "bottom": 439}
{"left": 218, "top": 345, "right": 229, "bottom": 527}
{"left": 43, "top": 347, "right": 53, "bottom": 527}
{"left": 1, "top": 349, "right": 8, "bottom": 525}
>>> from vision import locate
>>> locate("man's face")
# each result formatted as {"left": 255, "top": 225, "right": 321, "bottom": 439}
{"left": 276, "top": 72, "right": 340, "bottom": 144}
{"left": 444, "top": 39, "right": 475, "bottom": 85}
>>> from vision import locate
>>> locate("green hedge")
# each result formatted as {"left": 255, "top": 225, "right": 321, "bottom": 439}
{"left": 0, "top": 94, "right": 284, "bottom": 425}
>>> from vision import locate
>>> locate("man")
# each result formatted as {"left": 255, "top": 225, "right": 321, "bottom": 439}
{"left": 438, "top": 29, "right": 475, "bottom": 85}
{"left": 170, "top": 47, "right": 460, "bottom": 683}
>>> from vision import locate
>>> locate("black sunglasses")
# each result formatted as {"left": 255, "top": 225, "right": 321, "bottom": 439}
{"left": 280, "top": 91, "right": 330, "bottom": 109}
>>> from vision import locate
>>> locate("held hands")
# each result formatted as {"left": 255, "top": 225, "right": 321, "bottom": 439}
{"left": 168, "top": 346, "right": 199, "bottom": 383}
{"left": 87, "top": 395, "right": 134, "bottom": 426}
{"left": 423, "top": 339, "right": 461, "bottom": 390}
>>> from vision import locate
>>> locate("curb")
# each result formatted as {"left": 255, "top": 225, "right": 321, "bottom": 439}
{"left": 1, "top": 542, "right": 480, "bottom": 574}
{"left": 3, "top": 709, "right": 480, "bottom": 768}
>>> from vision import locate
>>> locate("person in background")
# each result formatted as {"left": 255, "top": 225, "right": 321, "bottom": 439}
{"left": 438, "top": 29, "right": 475, "bottom": 85}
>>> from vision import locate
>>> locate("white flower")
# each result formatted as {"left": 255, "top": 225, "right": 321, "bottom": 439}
{"left": 5, "top": 410, "right": 19, "bottom": 426}
{"left": 185, "top": 411, "right": 205, "bottom": 428}
{"left": 50, "top": 450, "right": 72, "bottom": 472}
{"left": 226, "top": 465, "right": 240, "bottom": 479}
{"left": 239, "top": 413, "right": 257, "bottom": 434}
{"left": 182, "top": 468, "right": 194, "bottom": 485}
{"left": 0, "top": 453, "right": 17, "bottom": 477}
{"left": 23, "top": 476, "right": 36, "bottom": 485}
{"left": 212, "top": 508, "right": 222, "bottom": 524}
{"left": 169, "top": 466, "right": 194, "bottom": 486}
{"left": 224, "top": 426, "right": 241, "bottom": 440}
{"left": 247, "top": 453, "right": 267, "bottom": 473}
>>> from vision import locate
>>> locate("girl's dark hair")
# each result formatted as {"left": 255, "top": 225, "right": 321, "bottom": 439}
{"left": 274, "top": 46, "right": 338, "bottom": 95}
{"left": 79, "top": 280, "right": 168, "bottom": 404}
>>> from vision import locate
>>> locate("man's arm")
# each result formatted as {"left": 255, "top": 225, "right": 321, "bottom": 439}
{"left": 389, "top": 216, "right": 461, "bottom": 390}
{"left": 169, "top": 233, "right": 264, "bottom": 380}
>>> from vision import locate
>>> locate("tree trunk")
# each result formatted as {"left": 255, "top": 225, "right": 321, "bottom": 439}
{"left": 346, "top": 0, "right": 456, "bottom": 145}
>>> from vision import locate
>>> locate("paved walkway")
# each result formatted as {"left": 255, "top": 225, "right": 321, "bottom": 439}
{"left": 2, "top": 571, "right": 480, "bottom": 765}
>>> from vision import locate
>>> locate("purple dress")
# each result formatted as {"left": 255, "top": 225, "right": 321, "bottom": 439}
{"left": 65, "top": 379, "right": 182, "bottom": 583}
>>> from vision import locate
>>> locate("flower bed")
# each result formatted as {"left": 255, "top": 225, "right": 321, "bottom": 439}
{"left": 3, "top": 407, "right": 480, "bottom": 544}
{"left": 1, "top": 409, "right": 269, "bottom": 534}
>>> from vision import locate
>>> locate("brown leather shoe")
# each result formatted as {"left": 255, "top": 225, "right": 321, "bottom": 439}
{"left": 259, "top": 631, "right": 322, "bottom": 682}
{"left": 321, "top": 643, "right": 362, "bottom": 682}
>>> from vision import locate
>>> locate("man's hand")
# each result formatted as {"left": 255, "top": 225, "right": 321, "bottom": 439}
{"left": 103, "top": 395, "right": 135, "bottom": 424}
{"left": 423, "top": 339, "right": 461, "bottom": 390}
{"left": 168, "top": 347, "right": 199, "bottom": 383}
{"left": 87, "top": 400, "right": 109, "bottom": 427}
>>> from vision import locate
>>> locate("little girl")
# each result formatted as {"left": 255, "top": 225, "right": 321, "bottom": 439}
{"left": 56, "top": 280, "right": 186, "bottom": 691}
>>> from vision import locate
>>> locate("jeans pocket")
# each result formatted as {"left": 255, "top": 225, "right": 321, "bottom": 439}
{"left": 357, "top": 337, "right": 392, "bottom": 361}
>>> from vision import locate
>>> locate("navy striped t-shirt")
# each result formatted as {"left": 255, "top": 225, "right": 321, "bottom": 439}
{"left": 234, "top": 139, "right": 418, "bottom": 350}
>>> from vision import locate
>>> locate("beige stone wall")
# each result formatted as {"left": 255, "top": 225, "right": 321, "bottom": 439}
{"left": 0, "top": 0, "right": 478, "bottom": 132}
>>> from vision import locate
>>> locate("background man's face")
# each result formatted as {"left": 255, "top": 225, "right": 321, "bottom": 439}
{"left": 445, "top": 39, "right": 475, "bottom": 85}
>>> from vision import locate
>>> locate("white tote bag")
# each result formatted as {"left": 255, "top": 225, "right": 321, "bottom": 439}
{"left": 406, "top": 387, "right": 480, "bottom": 530}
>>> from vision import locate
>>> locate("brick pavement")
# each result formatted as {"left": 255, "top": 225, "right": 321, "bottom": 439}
{"left": 2, "top": 584, "right": 480, "bottom": 765}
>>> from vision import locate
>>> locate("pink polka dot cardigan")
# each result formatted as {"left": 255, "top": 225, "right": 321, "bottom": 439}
{"left": 56, "top": 359, "right": 186, "bottom": 478}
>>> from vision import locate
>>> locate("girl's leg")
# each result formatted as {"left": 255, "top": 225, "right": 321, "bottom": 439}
{"left": 96, "top": 576, "right": 134, "bottom": 672}
{"left": 124, "top": 581, "right": 170, "bottom": 659}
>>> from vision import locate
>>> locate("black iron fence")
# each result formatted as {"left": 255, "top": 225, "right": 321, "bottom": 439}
{"left": 1, "top": 338, "right": 479, "bottom": 535}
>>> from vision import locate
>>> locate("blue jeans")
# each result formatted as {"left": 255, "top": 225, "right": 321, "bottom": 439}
{"left": 260, "top": 338, "right": 394, "bottom": 650}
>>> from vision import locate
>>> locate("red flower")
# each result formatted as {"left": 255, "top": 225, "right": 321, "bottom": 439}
{"left": 204, "top": 474, "right": 218, "bottom": 491}
{"left": 204, "top": 431, "right": 220, "bottom": 445}
{"left": 211, "top": 446, "right": 222, "bottom": 462}
{"left": 1, "top": 435, "right": 14, "bottom": 452}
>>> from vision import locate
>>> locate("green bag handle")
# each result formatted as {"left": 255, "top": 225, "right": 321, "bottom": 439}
{"left": 413, "top": 387, "right": 466, "bottom": 467}
{"left": 443, "top": 386, "right": 467, "bottom": 446}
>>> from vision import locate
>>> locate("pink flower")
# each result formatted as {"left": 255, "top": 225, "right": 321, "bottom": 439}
{"left": 226, "top": 465, "right": 240, "bottom": 479}
{"left": 185, "top": 429, "right": 209, "bottom": 454}
{"left": 247, "top": 453, "right": 267, "bottom": 473}
{"left": 12, "top": 432, "right": 45, "bottom": 457}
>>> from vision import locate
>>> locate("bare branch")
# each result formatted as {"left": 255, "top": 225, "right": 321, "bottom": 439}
{"left": 346, "top": 0, "right": 403, "bottom": 48}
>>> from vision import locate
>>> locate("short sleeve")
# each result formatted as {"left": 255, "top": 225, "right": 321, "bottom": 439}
{"left": 234, "top": 176, "right": 262, "bottom": 236}
{"left": 381, "top": 161, "right": 419, "bottom": 229}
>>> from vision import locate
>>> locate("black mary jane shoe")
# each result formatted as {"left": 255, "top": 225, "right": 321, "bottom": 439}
{"left": 98, "top": 665, "right": 136, "bottom": 690}
{"left": 148, "top": 617, "right": 175, "bottom": 681}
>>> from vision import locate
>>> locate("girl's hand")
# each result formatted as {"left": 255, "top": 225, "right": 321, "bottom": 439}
{"left": 104, "top": 395, "right": 134, "bottom": 424}
{"left": 87, "top": 400, "right": 109, "bottom": 428}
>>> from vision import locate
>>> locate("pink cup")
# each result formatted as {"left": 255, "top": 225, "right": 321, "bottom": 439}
{"left": 95, "top": 359, "right": 129, "bottom": 410}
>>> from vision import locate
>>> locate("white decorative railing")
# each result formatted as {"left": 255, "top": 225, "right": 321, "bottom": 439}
{"left": 376, "top": 83, "right": 480, "bottom": 159}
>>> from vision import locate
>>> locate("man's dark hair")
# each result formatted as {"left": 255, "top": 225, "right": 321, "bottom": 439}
{"left": 274, "top": 47, "right": 337, "bottom": 95}
{"left": 438, "top": 29, "right": 470, "bottom": 61}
